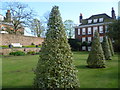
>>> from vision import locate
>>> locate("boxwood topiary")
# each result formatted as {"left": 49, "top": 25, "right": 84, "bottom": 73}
{"left": 34, "top": 6, "right": 80, "bottom": 88}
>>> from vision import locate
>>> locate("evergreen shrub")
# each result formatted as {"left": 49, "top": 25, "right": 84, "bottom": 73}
{"left": 87, "top": 31, "right": 106, "bottom": 68}
{"left": 102, "top": 36, "right": 112, "bottom": 60}
{"left": 27, "top": 51, "right": 36, "bottom": 55}
{"left": 68, "top": 39, "right": 81, "bottom": 51}
{"left": 9, "top": 51, "right": 25, "bottom": 56}
{"left": 108, "top": 38, "right": 114, "bottom": 56}
{"left": 34, "top": 6, "right": 79, "bottom": 88}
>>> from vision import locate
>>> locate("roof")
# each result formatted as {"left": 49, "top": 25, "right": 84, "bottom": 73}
{"left": 88, "top": 13, "right": 112, "bottom": 19}
{"left": 75, "top": 22, "right": 112, "bottom": 28}
{"left": 80, "top": 13, "right": 114, "bottom": 25}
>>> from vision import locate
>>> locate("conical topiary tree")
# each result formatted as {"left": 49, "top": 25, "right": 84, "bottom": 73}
{"left": 34, "top": 6, "right": 79, "bottom": 88}
{"left": 87, "top": 31, "right": 105, "bottom": 68}
{"left": 108, "top": 38, "right": 114, "bottom": 56}
{"left": 102, "top": 36, "right": 112, "bottom": 60}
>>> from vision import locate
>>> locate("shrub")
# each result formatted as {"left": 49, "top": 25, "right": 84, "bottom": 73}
{"left": 102, "top": 36, "right": 112, "bottom": 60}
{"left": 31, "top": 43, "right": 35, "bottom": 45}
{"left": 1, "top": 45, "right": 9, "bottom": 48}
{"left": 27, "top": 51, "right": 36, "bottom": 55}
{"left": 87, "top": 31, "right": 106, "bottom": 68}
{"left": 34, "top": 6, "right": 79, "bottom": 88}
{"left": 82, "top": 41, "right": 88, "bottom": 46}
{"left": 9, "top": 51, "right": 25, "bottom": 56}
{"left": 68, "top": 39, "right": 81, "bottom": 51}
{"left": 35, "top": 52, "right": 40, "bottom": 55}
{"left": 108, "top": 38, "right": 114, "bottom": 56}
{"left": 23, "top": 45, "right": 35, "bottom": 48}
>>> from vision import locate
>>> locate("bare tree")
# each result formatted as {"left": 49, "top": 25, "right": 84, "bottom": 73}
{"left": 43, "top": 11, "right": 50, "bottom": 22}
{"left": 3, "top": 2, "right": 36, "bottom": 34}
{"left": 64, "top": 20, "right": 75, "bottom": 39}
{"left": 30, "top": 18, "right": 45, "bottom": 37}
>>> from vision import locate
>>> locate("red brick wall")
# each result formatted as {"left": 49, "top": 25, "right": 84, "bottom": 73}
{"left": 75, "top": 25, "right": 106, "bottom": 42}
{"left": 0, "top": 34, "right": 44, "bottom": 46}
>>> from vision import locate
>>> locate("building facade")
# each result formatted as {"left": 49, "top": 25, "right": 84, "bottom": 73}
{"left": 74, "top": 8, "right": 116, "bottom": 51}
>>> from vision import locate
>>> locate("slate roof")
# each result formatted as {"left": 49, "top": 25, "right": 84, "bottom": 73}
{"left": 80, "top": 13, "right": 114, "bottom": 25}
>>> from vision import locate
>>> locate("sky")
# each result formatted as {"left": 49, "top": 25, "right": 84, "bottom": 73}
{"left": 24, "top": 2, "right": 118, "bottom": 24}
{"left": 0, "top": 0, "right": 119, "bottom": 36}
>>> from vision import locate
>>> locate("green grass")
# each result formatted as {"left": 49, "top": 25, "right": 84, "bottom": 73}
{"left": 2, "top": 51, "right": 119, "bottom": 88}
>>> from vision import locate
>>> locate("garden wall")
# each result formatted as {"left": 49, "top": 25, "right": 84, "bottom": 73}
{"left": 0, "top": 33, "right": 44, "bottom": 46}
{"left": 0, "top": 48, "right": 41, "bottom": 55}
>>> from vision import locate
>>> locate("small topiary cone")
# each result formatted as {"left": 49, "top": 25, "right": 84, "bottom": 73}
{"left": 87, "top": 31, "right": 106, "bottom": 68}
{"left": 108, "top": 38, "right": 114, "bottom": 56}
{"left": 102, "top": 36, "right": 112, "bottom": 60}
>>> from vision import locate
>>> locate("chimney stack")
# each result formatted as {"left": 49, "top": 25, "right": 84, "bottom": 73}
{"left": 79, "top": 13, "right": 83, "bottom": 23}
{"left": 7, "top": 10, "right": 10, "bottom": 13}
{"left": 5, "top": 10, "right": 11, "bottom": 22}
{"left": 111, "top": 7, "right": 116, "bottom": 19}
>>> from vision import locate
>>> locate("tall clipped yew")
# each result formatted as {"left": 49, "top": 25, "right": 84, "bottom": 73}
{"left": 108, "top": 38, "right": 114, "bottom": 56}
{"left": 102, "top": 36, "right": 112, "bottom": 60}
{"left": 34, "top": 6, "right": 79, "bottom": 88}
{"left": 87, "top": 31, "right": 105, "bottom": 68}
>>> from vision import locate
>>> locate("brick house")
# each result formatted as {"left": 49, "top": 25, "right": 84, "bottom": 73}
{"left": 0, "top": 10, "right": 24, "bottom": 35}
{"left": 74, "top": 7, "right": 116, "bottom": 51}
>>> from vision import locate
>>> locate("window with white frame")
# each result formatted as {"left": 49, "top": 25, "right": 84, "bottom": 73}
{"left": 88, "top": 19, "right": 92, "bottom": 23}
{"left": 78, "top": 28, "right": 80, "bottom": 35}
{"left": 88, "top": 37, "right": 92, "bottom": 43}
{"left": 82, "top": 37, "right": 86, "bottom": 42}
{"left": 99, "top": 18, "right": 103, "bottom": 22}
{"left": 88, "top": 46, "right": 91, "bottom": 51}
{"left": 93, "top": 27, "right": 98, "bottom": 31}
{"left": 99, "top": 26, "right": 103, "bottom": 33}
{"left": 88, "top": 27, "right": 91, "bottom": 34}
{"left": 82, "top": 28, "right": 86, "bottom": 35}
{"left": 100, "top": 36, "right": 103, "bottom": 42}
{"left": 93, "top": 26, "right": 98, "bottom": 35}
{"left": 105, "top": 25, "right": 108, "bottom": 33}
{"left": 94, "top": 19, "right": 98, "bottom": 23}
{"left": 82, "top": 46, "right": 86, "bottom": 50}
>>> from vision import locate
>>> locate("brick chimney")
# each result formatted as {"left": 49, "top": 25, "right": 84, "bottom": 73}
{"left": 79, "top": 13, "right": 83, "bottom": 23}
{"left": 111, "top": 7, "right": 116, "bottom": 19}
{"left": 7, "top": 10, "right": 10, "bottom": 13}
{"left": 5, "top": 10, "right": 11, "bottom": 22}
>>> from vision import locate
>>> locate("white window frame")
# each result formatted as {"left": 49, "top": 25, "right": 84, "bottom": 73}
{"left": 88, "top": 46, "right": 91, "bottom": 51}
{"left": 78, "top": 28, "right": 80, "bottom": 35}
{"left": 82, "top": 46, "right": 86, "bottom": 51}
{"left": 82, "top": 28, "right": 86, "bottom": 35}
{"left": 88, "top": 27, "right": 91, "bottom": 34}
{"left": 93, "top": 27, "right": 98, "bottom": 31}
{"left": 99, "top": 26, "right": 103, "bottom": 33}
{"left": 94, "top": 19, "right": 98, "bottom": 23}
{"left": 105, "top": 25, "right": 108, "bottom": 33}
{"left": 88, "top": 19, "right": 92, "bottom": 24}
{"left": 93, "top": 27, "right": 98, "bottom": 35}
{"left": 82, "top": 37, "right": 86, "bottom": 42}
{"left": 100, "top": 36, "right": 103, "bottom": 42}
{"left": 88, "top": 37, "right": 92, "bottom": 43}
{"left": 99, "top": 18, "right": 103, "bottom": 22}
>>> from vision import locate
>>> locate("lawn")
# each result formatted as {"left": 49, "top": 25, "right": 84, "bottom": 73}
{"left": 2, "top": 51, "right": 119, "bottom": 88}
